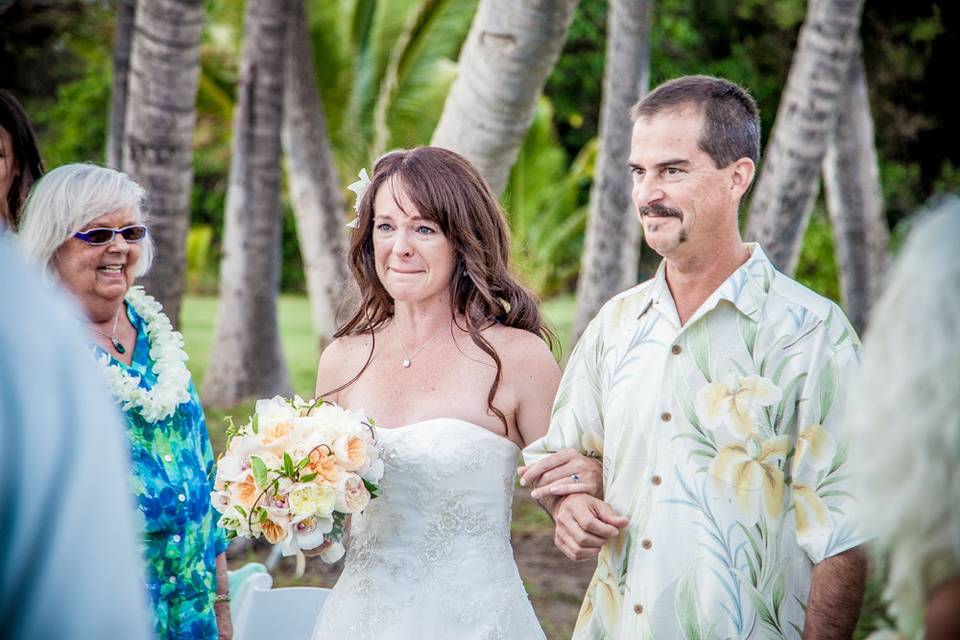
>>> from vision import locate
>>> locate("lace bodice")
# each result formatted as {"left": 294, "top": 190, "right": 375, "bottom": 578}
{"left": 312, "top": 419, "right": 545, "bottom": 640}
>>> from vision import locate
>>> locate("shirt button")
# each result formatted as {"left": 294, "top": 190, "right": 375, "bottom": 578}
{"left": 178, "top": 493, "right": 186, "bottom": 502}
{"left": 642, "top": 539, "right": 653, "bottom": 550}
{"left": 172, "top": 534, "right": 182, "bottom": 543}
{"left": 633, "top": 603, "right": 644, "bottom": 614}
{"left": 164, "top": 454, "right": 173, "bottom": 462}
{"left": 168, "top": 576, "right": 176, "bottom": 584}
{"left": 651, "top": 475, "right": 662, "bottom": 486}
{"left": 671, "top": 344, "right": 682, "bottom": 355}
{"left": 660, "top": 411, "right": 672, "bottom": 422}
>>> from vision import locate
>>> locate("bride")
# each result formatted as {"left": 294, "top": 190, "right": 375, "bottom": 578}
{"left": 310, "top": 147, "right": 561, "bottom": 639}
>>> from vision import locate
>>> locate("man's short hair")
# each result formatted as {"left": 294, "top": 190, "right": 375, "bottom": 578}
{"left": 630, "top": 75, "right": 761, "bottom": 169}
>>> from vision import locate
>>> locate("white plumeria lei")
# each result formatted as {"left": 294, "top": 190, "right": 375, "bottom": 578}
{"left": 96, "top": 286, "right": 192, "bottom": 423}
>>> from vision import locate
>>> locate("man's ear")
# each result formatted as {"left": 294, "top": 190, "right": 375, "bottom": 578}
{"left": 730, "top": 157, "right": 756, "bottom": 201}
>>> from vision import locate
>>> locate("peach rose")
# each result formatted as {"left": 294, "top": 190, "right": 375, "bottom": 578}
{"left": 229, "top": 473, "right": 260, "bottom": 509}
{"left": 332, "top": 434, "right": 367, "bottom": 471}
{"left": 260, "top": 421, "right": 294, "bottom": 447}
{"left": 308, "top": 447, "right": 340, "bottom": 483}
{"left": 261, "top": 518, "right": 289, "bottom": 544}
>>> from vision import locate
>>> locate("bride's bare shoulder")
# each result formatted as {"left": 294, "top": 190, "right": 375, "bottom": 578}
{"left": 315, "top": 332, "right": 376, "bottom": 401}
{"left": 481, "top": 324, "right": 559, "bottom": 375}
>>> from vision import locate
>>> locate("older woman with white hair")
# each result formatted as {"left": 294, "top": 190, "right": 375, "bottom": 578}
{"left": 17, "top": 163, "right": 232, "bottom": 640}
{"left": 847, "top": 198, "right": 960, "bottom": 640}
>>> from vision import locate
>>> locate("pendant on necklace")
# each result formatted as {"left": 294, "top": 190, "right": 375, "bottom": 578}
{"left": 402, "top": 359, "right": 411, "bottom": 368}
{"left": 113, "top": 339, "right": 126, "bottom": 354}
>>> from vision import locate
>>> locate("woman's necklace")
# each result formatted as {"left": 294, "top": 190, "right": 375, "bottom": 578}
{"left": 394, "top": 321, "right": 447, "bottom": 368}
{"left": 91, "top": 306, "right": 126, "bottom": 354}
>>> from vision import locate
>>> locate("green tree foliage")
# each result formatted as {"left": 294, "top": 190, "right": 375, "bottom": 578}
{"left": 545, "top": 0, "right": 957, "bottom": 290}
{"left": 16, "top": 0, "right": 957, "bottom": 299}
{"left": 503, "top": 98, "right": 595, "bottom": 298}
{"left": 13, "top": 2, "right": 114, "bottom": 169}
{"left": 0, "top": 0, "right": 92, "bottom": 99}
{"left": 188, "top": 0, "right": 480, "bottom": 292}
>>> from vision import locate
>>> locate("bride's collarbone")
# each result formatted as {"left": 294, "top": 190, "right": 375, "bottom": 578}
{"left": 339, "top": 344, "right": 521, "bottom": 434}
{"left": 344, "top": 379, "right": 517, "bottom": 438}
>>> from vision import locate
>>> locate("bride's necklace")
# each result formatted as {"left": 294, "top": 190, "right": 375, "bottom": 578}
{"left": 394, "top": 321, "right": 447, "bottom": 369}
{"left": 91, "top": 306, "right": 126, "bottom": 354}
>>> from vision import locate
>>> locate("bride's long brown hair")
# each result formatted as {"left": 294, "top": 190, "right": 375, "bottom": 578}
{"left": 330, "top": 146, "right": 554, "bottom": 428}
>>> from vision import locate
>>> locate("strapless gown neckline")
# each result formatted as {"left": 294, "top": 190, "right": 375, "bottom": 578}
{"left": 375, "top": 417, "right": 521, "bottom": 451}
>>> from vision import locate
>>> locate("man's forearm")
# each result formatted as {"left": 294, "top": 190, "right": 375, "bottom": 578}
{"left": 926, "top": 575, "right": 960, "bottom": 640}
{"left": 803, "top": 547, "right": 867, "bottom": 639}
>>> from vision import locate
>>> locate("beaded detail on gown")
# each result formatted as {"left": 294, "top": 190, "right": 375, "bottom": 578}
{"left": 312, "top": 418, "right": 545, "bottom": 640}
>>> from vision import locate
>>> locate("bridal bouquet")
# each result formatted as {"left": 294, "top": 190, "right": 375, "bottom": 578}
{"left": 211, "top": 396, "right": 383, "bottom": 564}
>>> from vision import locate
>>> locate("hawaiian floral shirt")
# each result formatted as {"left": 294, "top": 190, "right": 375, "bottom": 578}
{"left": 95, "top": 302, "right": 228, "bottom": 640}
{"left": 525, "top": 244, "right": 865, "bottom": 639}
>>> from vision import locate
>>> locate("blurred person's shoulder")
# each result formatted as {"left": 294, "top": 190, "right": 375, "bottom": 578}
{"left": 0, "top": 234, "right": 92, "bottom": 368}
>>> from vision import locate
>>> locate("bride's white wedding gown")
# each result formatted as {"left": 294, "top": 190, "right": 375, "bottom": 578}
{"left": 312, "top": 418, "right": 546, "bottom": 640}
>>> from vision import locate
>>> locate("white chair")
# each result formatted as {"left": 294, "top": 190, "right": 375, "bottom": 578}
{"left": 227, "top": 562, "right": 270, "bottom": 620}
{"left": 232, "top": 572, "right": 331, "bottom": 640}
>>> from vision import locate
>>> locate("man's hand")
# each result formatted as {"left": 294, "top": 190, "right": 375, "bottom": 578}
{"left": 553, "top": 494, "right": 629, "bottom": 561}
{"left": 519, "top": 448, "right": 604, "bottom": 500}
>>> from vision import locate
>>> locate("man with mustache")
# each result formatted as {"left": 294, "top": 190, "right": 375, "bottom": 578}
{"left": 522, "top": 76, "right": 867, "bottom": 638}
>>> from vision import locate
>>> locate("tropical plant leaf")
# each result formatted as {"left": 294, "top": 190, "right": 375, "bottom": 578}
{"left": 818, "top": 358, "right": 838, "bottom": 420}
{"left": 251, "top": 456, "right": 268, "bottom": 488}
{"left": 674, "top": 568, "right": 706, "bottom": 640}
{"left": 686, "top": 320, "right": 712, "bottom": 381}
{"left": 737, "top": 311, "right": 758, "bottom": 359}
{"left": 773, "top": 372, "right": 807, "bottom": 434}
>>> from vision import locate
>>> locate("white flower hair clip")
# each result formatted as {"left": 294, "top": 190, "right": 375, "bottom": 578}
{"left": 346, "top": 168, "right": 371, "bottom": 229}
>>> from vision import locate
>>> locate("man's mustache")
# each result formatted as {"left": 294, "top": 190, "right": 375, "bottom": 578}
{"left": 638, "top": 204, "right": 683, "bottom": 220}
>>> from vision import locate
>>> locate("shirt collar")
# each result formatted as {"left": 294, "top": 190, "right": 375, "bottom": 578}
{"left": 638, "top": 243, "right": 775, "bottom": 325}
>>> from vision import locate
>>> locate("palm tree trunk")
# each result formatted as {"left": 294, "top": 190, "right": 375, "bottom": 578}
{"left": 122, "top": 0, "right": 204, "bottom": 327}
{"left": 203, "top": 0, "right": 292, "bottom": 409}
{"left": 744, "top": 0, "right": 866, "bottom": 274}
{"left": 823, "top": 46, "right": 888, "bottom": 333}
{"left": 107, "top": 0, "right": 136, "bottom": 170}
{"left": 571, "top": 0, "right": 652, "bottom": 344}
{"left": 282, "top": 0, "right": 351, "bottom": 352}
{"left": 430, "top": 0, "right": 579, "bottom": 195}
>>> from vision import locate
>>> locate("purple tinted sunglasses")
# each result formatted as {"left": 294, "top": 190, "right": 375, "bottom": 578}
{"left": 74, "top": 225, "right": 148, "bottom": 246}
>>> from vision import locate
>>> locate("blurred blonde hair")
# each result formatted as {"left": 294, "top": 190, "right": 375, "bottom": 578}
{"left": 848, "top": 197, "right": 960, "bottom": 636}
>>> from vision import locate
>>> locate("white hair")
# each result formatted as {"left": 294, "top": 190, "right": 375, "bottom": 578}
{"left": 16, "top": 163, "right": 154, "bottom": 279}
{"left": 847, "top": 197, "right": 960, "bottom": 636}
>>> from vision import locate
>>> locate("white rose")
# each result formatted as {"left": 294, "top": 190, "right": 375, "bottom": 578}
{"left": 335, "top": 473, "right": 371, "bottom": 514}
{"left": 210, "top": 490, "right": 232, "bottom": 514}
{"left": 255, "top": 396, "right": 298, "bottom": 428}
{"left": 358, "top": 456, "right": 384, "bottom": 485}
{"left": 311, "top": 404, "right": 363, "bottom": 440}
{"left": 288, "top": 482, "right": 336, "bottom": 519}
